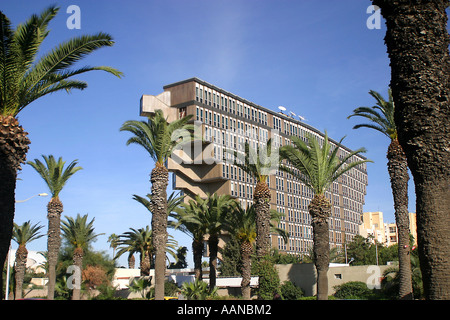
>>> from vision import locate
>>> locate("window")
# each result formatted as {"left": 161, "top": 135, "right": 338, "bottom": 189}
{"left": 179, "top": 107, "right": 187, "bottom": 119}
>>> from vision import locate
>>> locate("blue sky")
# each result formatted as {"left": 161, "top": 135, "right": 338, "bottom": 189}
{"left": 3, "top": 0, "right": 418, "bottom": 267}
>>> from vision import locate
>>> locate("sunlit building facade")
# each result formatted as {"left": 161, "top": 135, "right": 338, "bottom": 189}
{"left": 140, "top": 78, "right": 369, "bottom": 255}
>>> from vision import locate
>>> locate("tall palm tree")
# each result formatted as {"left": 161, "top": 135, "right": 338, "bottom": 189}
{"left": 176, "top": 193, "right": 236, "bottom": 291}
{"left": 227, "top": 138, "right": 279, "bottom": 258}
{"left": 120, "top": 109, "right": 193, "bottom": 300}
{"left": 172, "top": 195, "right": 209, "bottom": 281}
{"left": 348, "top": 89, "right": 413, "bottom": 299}
{"left": 61, "top": 213, "right": 103, "bottom": 300}
{"left": 203, "top": 193, "right": 236, "bottom": 292}
{"left": 0, "top": 7, "right": 121, "bottom": 295}
{"left": 27, "top": 155, "right": 82, "bottom": 300}
{"left": 372, "top": 0, "right": 450, "bottom": 300}
{"left": 27, "top": 155, "right": 82, "bottom": 299}
{"left": 12, "top": 220, "right": 44, "bottom": 299}
{"left": 280, "top": 132, "right": 371, "bottom": 300}
{"left": 225, "top": 203, "right": 288, "bottom": 300}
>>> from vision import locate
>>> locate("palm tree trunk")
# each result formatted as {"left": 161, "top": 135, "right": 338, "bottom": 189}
{"left": 254, "top": 181, "right": 271, "bottom": 258}
{"left": 208, "top": 234, "right": 218, "bottom": 292}
{"left": 14, "top": 245, "right": 28, "bottom": 299}
{"left": 0, "top": 115, "right": 30, "bottom": 299}
{"left": 72, "top": 247, "right": 83, "bottom": 300}
{"left": 387, "top": 139, "right": 413, "bottom": 299}
{"left": 192, "top": 238, "right": 204, "bottom": 280}
{"left": 140, "top": 251, "right": 151, "bottom": 276}
{"left": 46, "top": 198, "right": 63, "bottom": 300}
{"left": 240, "top": 241, "right": 252, "bottom": 300}
{"left": 0, "top": 164, "right": 16, "bottom": 301}
{"left": 373, "top": 0, "right": 450, "bottom": 300}
{"left": 128, "top": 253, "right": 135, "bottom": 269}
{"left": 150, "top": 163, "right": 169, "bottom": 300}
{"left": 309, "top": 194, "right": 331, "bottom": 300}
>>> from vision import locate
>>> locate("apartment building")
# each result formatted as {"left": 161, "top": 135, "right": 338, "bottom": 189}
{"left": 140, "top": 78, "right": 368, "bottom": 255}
{"left": 360, "top": 211, "right": 417, "bottom": 246}
{"left": 359, "top": 211, "right": 387, "bottom": 243}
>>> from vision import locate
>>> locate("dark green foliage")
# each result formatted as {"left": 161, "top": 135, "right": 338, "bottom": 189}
{"left": 253, "top": 257, "right": 280, "bottom": 300}
{"left": 333, "top": 281, "right": 374, "bottom": 300}
{"left": 346, "top": 235, "right": 399, "bottom": 265}
{"left": 280, "top": 281, "right": 304, "bottom": 300}
{"left": 168, "top": 246, "right": 188, "bottom": 269}
{"left": 218, "top": 237, "right": 242, "bottom": 277}
{"left": 271, "top": 249, "right": 303, "bottom": 264}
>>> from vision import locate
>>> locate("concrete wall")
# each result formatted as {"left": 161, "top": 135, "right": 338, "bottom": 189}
{"left": 276, "top": 263, "right": 391, "bottom": 297}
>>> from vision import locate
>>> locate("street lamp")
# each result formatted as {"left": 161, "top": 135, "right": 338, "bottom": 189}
{"left": 15, "top": 192, "right": 48, "bottom": 203}
{"left": 6, "top": 193, "right": 48, "bottom": 299}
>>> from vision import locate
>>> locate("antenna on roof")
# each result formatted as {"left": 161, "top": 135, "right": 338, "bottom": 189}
{"left": 289, "top": 111, "right": 296, "bottom": 118}
{"left": 278, "top": 106, "right": 286, "bottom": 114}
{"left": 298, "top": 115, "right": 306, "bottom": 121}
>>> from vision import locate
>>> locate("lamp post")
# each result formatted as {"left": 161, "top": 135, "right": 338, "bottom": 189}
{"left": 5, "top": 193, "right": 48, "bottom": 300}
{"left": 15, "top": 192, "right": 48, "bottom": 203}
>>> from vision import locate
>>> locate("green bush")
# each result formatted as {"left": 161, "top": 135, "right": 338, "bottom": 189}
{"left": 181, "top": 280, "right": 217, "bottom": 300}
{"left": 280, "top": 281, "right": 304, "bottom": 300}
{"left": 254, "top": 258, "right": 280, "bottom": 300}
{"left": 333, "top": 281, "right": 373, "bottom": 300}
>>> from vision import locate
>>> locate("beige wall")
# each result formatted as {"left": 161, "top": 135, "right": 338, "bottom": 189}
{"left": 276, "top": 263, "right": 391, "bottom": 297}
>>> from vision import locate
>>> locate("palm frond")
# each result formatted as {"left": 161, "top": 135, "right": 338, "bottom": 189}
{"left": 348, "top": 89, "right": 396, "bottom": 140}
{"left": 12, "top": 220, "right": 45, "bottom": 246}
{"left": 27, "top": 155, "right": 82, "bottom": 198}
{"left": 0, "top": 6, "right": 122, "bottom": 115}
{"left": 61, "top": 213, "right": 103, "bottom": 250}
{"left": 121, "top": 110, "right": 193, "bottom": 165}
{"left": 280, "top": 132, "right": 371, "bottom": 195}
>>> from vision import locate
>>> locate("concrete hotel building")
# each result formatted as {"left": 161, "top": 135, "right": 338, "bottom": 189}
{"left": 140, "top": 78, "right": 368, "bottom": 255}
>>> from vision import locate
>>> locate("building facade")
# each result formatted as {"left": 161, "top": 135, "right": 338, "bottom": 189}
{"left": 140, "top": 78, "right": 369, "bottom": 255}
{"left": 359, "top": 211, "right": 417, "bottom": 246}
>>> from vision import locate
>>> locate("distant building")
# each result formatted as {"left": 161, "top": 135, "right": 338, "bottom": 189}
{"left": 385, "top": 212, "right": 417, "bottom": 246}
{"left": 359, "top": 211, "right": 387, "bottom": 243}
{"left": 359, "top": 211, "right": 417, "bottom": 246}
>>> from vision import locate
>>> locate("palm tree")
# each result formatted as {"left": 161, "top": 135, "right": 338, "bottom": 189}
{"left": 172, "top": 195, "right": 209, "bottom": 281}
{"left": 61, "top": 213, "right": 103, "bottom": 300}
{"left": 348, "top": 89, "right": 413, "bottom": 299}
{"left": 115, "top": 227, "right": 153, "bottom": 276}
{"left": 107, "top": 233, "right": 119, "bottom": 260}
{"left": 372, "top": 0, "right": 450, "bottom": 300}
{"left": 12, "top": 220, "right": 44, "bottom": 299}
{"left": 227, "top": 138, "right": 279, "bottom": 258}
{"left": 115, "top": 226, "right": 179, "bottom": 276}
{"left": 27, "top": 155, "right": 82, "bottom": 299}
{"left": 203, "top": 193, "right": 236, "bottom": 292}
{"left": 176, "top": 193, "right": 236, "bottom": 291}
{"left": 0, "top": 7, "right": 121, "bottom": 295}
{"left": 120, "top": 109, "right": 193, "bottom": 300}
{"left": 225, "top": 203, "right": 288, "bottom": 300}
{"left": 280, "top": 132, "right": 371, "bottom": 300}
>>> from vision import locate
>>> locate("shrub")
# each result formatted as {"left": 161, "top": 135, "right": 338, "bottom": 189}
{"left": 333, "top": 281, "right": 373, "bottom": 300}
{"left": 181, "top": 280, "right": 217, "bottom": 300}
{"left": 280, "top": 281, "right": 304, "bottom": 300}
{"left": 254, "top": 258, "right": 280, "bottom": 300}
